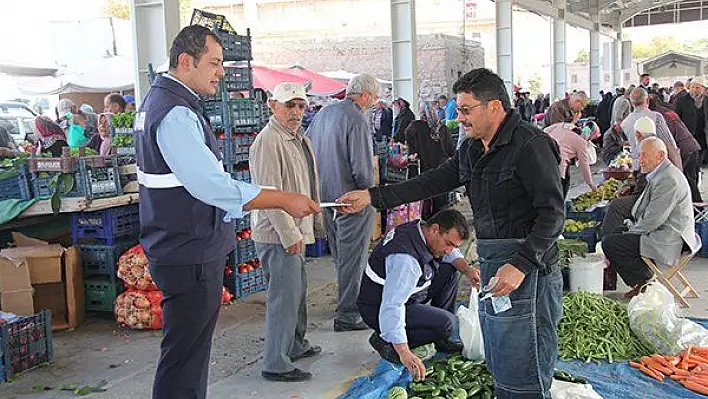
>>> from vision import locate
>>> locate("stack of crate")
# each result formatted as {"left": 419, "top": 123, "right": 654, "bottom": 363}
{"left": 71, "top": 204, "right": 140, "bottom": 312}
{"left": 192, "top": 9, "right": 269, "bottom": 300}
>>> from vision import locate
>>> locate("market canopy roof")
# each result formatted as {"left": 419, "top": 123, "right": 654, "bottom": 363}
{"left": 16, "top": 56, "right": 134, "bottom": 95}
{"left": 251, "top": 65, "right": 310, "bottom": 92}
{"left": 283, "top": 65, "right": 347, "bottom": 98}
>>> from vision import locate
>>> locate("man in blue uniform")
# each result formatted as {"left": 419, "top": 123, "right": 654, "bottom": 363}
{"left": 357, "top": 209, "right": 476, "bottom": 381}
{"left": 134, "top": 25, "right": 320, "bottom": 399}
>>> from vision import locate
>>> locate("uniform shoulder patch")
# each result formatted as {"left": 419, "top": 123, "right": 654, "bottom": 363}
{"left": 382, "top": 228, "right": 396, "bottom": 246}
{"left": 134, "top": 112, "right": 146, "bottom": 132}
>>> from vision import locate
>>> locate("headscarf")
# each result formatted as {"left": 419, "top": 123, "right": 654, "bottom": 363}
{"left": 419, "top": 102, "right": 439, "bottom": 132}
{"left": 34, "top": 116, "right": 66, "bottom": 150}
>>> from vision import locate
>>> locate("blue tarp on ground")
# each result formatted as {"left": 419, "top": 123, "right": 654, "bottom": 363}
{"left": 337, "top": 318, "right": 708, "bottom": 399}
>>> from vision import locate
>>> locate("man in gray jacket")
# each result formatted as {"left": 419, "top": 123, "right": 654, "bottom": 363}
{"left": 602, "top": 137, "right": 700, "bottom": 298}
{"left": 251, "top": 83, "right": 325, "bottom": 382}
{"left": 307, "top": 74, "right": 380, "bottom": 332}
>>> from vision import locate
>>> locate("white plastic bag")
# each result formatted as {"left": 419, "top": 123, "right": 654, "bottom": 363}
{"left": 458, "top": 286, "right": 485, "bottom": 360}
{"left": 628, "top": 282, "right": 708, "bottom": 355}
{"left": 551, "top": 380, "right": 604, "bottom": 399}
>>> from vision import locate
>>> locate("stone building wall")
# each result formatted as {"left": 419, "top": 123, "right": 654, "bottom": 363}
{"left": 253, "top": 34, "right": 484, "bottom": 101}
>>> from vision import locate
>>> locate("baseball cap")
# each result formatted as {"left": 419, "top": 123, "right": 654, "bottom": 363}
{"left": 634, "top": 117, "right": 656, "bottom": 136}
{"left": 123, "top": 94, "right": 136, "bottom": 105}
{"left": 271, "top": 83, "right": 308, "bottom": 104}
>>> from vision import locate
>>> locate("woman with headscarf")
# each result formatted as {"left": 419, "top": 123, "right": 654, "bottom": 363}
{"left": 405, "top": 102, "right": 454, "bottom": 219}
{"left": 392, "top": 98, "right": 415, "bottom": 144}
{"left": 86, "top": 113, "right": 113, "bottom": 156}
{"left": 34, "top": 116, "right": 68, "bottom": 157}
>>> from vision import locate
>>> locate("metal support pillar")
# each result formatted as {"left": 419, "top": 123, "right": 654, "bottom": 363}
{"left": 129, "top": 0, "right": 181, "bottom": 105}
{"left": 589, "top": 14, "right": 601, "bottom": 100}
{"left": 496, "top": 0, "right": 514, "bottom": 99}
{"left": 613, "top": 28, "right": 622, "bottom": 87}
{"left": 390, "top": 0, "right": 419, "bottom": 116}
{"left": 552, "top": 0, "right": 566, "bottom": 101}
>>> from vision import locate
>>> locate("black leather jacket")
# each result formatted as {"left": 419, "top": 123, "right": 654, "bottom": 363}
{"left": 370, "top": 110, "right": 564, "bottom": 274}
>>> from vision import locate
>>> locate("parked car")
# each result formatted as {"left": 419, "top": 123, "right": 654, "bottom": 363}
{"left": 0, "top": 101, "right": 38, "bottom": 144}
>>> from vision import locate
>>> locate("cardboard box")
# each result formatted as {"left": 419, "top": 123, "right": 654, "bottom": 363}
{"left": 372, "top": 211, "right": 383, "bottom": 242}
{"left": 0, "top": 233, "right": 84, "bottom": 331}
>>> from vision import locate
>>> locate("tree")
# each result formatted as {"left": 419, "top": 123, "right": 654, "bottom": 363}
{"left": 103, "top": 0, "right": 130, "bottom": 20}
{"left": 632, "top": 36, "right": 683, "bottom": 59}
{"left": 527, "top": 73, "right": 542, "bottom": 96}
{"left": 575, "top": 49, "right": 590, "bottom": 63}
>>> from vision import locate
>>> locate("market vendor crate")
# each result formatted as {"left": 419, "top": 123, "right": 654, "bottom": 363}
{"left": 229, "top": 100, "right": 265, "bottom": 127}
{"left": 204, "top": 101, "right": 226, "bottom": 130}
{"left": 236, "top": 238, "right": 257, "bottom": 264}
{"left": 562, "top": 228, "right": 599, "bottom": 253}
{"left": 0, "top": 309, "right": 53, "bottom": 382}
{"left": 31, "top": 158, "right": 122, "bottom": 199}
{"left": 225, "top": 267, "right": 266, "bottom": 300}
{"left": 228, "top": 168, "right": 251, "bottom": 184}
{"left": 306, "top": 238, "right": 329, "bottom": 258}
{"left": 0, "top": 163, "right": 32, "bottom": 201}
{"left": 384, "top": 165, "right": 408, "bottom": 183}
{"left": 71, "top": 205, "right": 140, "bottom": 245}
{"left": 223, "top": 65, "right": 252, "bottom": 92}
{"left": 234, "top": 214, "right": 250, "bottom": 232}
{"left": 28, "top": 154, "right": 113, "bottom": 174}
{"left": 79, "top": 240, "right": 138, "bottom": 281}
{"left": 696, "top": 221, "right": 708, "bottom": 257}
{"left": 565, "top": 201, "right": 607, "bottom": 223}
{"left": 84, "top": 276, "right": 124, "bottom": 312}
{"left": 216, "top": 31, "right": 252, "bottom": 62}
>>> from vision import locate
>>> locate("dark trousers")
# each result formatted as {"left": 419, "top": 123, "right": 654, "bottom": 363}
{"left": 683, "top": 151, "right": 703, "bottom": 202}
{"left": 602, "top": 233, "right": 653, "bottom": 287}
{"left": 423, "top": 193, "right": 451, "bottom": 221}
{"left": 359, "top": 262, "right": 459, "bottom": 348}
{"left": 561, "top": 164, "right": 570, "bottom": 198}
{"left": 600, "top": 195, "right": 638, "bottom": 239}
{"left": 150, "top": 258, "right": 225, "bottom": 399}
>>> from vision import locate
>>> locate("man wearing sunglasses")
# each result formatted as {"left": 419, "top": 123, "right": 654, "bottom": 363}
{"left": 250, "top": 82, "right": 325, "bottom": 382}
{"left": 339, "top": 68, "right": 565, "bottom": 398}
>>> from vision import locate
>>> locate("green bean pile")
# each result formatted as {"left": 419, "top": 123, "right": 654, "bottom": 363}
{"left": 558, "top": 291, "right": 650, "bottom": 363}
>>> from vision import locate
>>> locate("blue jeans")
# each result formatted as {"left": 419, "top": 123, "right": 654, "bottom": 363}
{"left": 477, "top": 239, "right": 563, "bottom": 399}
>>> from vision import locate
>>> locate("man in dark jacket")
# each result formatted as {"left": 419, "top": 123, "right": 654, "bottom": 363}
{"left": 374, "top": 100, "right": 393, "bottom": 142}
{"left": 674, "top": 81, "right": 698, "bottom": 137}
{"left": 649, "top": 94, "right": 702, "bottom": 201}
{"left": 339, "top": 68, "right": 565, "bottom": 399}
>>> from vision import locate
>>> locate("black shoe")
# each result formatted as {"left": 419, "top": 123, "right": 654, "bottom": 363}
{"left": 334, "top": 320, "right": 370, "bottom": 332}
{"left": 435, "top": 338, "right": 464, "bottom": 354}
{"left": 262, "top": 368, "right": 312, "bottom": 382}
{"left": 368, "top": 332, "right": 401, "bottom": 364}
{"left": 291, "top": 345, "right": 322, "bottom": 362}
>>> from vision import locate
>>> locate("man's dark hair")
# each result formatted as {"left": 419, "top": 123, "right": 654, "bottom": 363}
{"left": 647, "top": 93, "right": 663, "bottom": 111}
{"left": 640, "top": 73, "right": 651, "bottom": 79}
{"left": 437, "top": 94, "right": 448, "bottom": 101}
{"left": 169, "top": 25, "right": 223, "bottom": 69}
{"left": 425, "top": 209, "right": 470, "bottom": 240}
{"left": 106, "top": 93, "right": 126, "bottom": 111}
{"left": 452, "top": 68, "right": 511, "bottom": 111}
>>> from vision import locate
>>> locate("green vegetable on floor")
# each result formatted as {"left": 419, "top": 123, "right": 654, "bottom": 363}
{"left": 406, "top": 355, "right": 494, "bottom": 399}
{"left": 558, "top": 291, "right": 650, "bottom": 363}
{"left": 387, "top": 386, "right": 408, "bottom": 399}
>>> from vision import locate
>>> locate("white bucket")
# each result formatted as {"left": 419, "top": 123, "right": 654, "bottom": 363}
{"left": 568, "top": 254, "right": 605, "bottom": 294}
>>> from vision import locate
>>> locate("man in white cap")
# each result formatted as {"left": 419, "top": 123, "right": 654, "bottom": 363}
{"left": 250, "top": 82, "right": 325, "bottom": 382}
{"left": 634, "top": 116, "right": 658, "bottom": 142}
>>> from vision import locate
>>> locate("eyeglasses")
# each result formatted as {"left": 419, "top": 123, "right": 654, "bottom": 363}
{"left": 456, "top": 103, "right": 483, "bottom": 116}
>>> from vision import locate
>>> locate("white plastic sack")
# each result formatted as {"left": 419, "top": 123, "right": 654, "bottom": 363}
{"left": 628, "top": 282, "right": 708, "bottom": 355}
{"left": 458, "top": 286, "right": 485, "bottom": 360}
{"left": 551, "top": 380, "right": 604, "bottom": 399}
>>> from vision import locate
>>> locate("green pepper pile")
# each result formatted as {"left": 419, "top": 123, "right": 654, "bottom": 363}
{"left": 111, "top": 111, "right": 136, "bottom": 129}
{"left": 403, "top": 355, "right": 495, "bottom": 399}
{"left": 112, "top": 134, "right": 134, "bottom": 147}
{"left": 558, "top": 291, "right": 650, "bottom": 363}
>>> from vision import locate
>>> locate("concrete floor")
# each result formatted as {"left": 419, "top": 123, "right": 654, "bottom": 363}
{"left": 3, "top": 164, "right": 708, "bottom": 398}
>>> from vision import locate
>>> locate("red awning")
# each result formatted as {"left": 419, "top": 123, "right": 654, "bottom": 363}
{"left": 252, "top": 65, "right": 309, "bottom": 92}
{"left": 283, "top": 65, "right": 347, "bottom": 98}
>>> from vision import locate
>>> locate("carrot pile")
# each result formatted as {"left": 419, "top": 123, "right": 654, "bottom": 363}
{"left": 629, "top": 345, "right": 708, "bottom": 396}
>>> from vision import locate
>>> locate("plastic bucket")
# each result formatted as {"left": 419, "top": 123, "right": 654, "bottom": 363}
{"left": 568, "top": 254, "right": 605, "bottom": 293}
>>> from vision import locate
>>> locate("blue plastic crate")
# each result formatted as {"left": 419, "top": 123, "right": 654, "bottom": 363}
{"left": 79, "top": 240, "right": 138, "bottom": 280}
{"left": 696, "top": 221, "right": 708, "bottom": 257}
{"left": 229, "top": 100, "right": 264, "bottom": 127}
{"left": 562, "top": 228, "right": 599, "bottom": 253}
{"left": 306, "top": 238, "right": 329, "bottom": 258}
{"left": 236, "top": 239, "right": 256, "bottom": 263}
{"left": 223, "top": 65, "right": 252, "bottom": 92}
{"left": 0, "top": 309, "right": 53, "bottom": 382}
{"left": 0, "top": 164, "right": 32, "bottom": 201}
{"left": 234, "top": 214, "right": 250, "bottom": 232}
{"left": 71, "top": 205, "right": 139, "bottom": 245}
{"left": 235, "top": 268, "right": 266, "bottom": 300}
